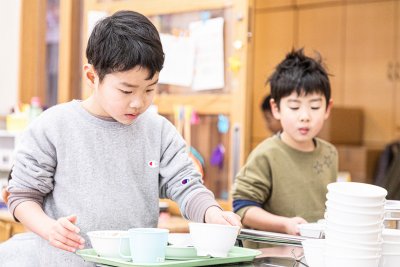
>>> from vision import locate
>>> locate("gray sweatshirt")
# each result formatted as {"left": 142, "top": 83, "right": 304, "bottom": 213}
{"left": 6, "top": 100, "right": 218, "bottom": 266}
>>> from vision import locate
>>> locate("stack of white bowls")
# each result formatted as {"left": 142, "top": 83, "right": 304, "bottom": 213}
{"left": 380, "top": 229, "right": 400, "bottom": 267}
{"left": 324, "top": 182, "right": 387, "bottom": 267}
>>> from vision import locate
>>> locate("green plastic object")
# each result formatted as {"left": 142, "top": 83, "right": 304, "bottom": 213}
{"left": 76, "top": 246, "right": 261, "bottom": 267}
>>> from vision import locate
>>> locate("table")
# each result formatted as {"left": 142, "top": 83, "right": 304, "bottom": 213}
{"left": 0, "top": 209, "right": 26, "bottom": 242}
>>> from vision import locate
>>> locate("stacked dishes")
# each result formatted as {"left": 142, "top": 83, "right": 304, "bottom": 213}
{"left": 324, "top": 182, "right": 387, "bottom": 267}
{"left": 380, "top": 229, "right": 400, "bottom": 267}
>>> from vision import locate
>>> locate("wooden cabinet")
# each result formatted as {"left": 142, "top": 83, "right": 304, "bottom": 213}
{"left": 251, "top": 6, "right": 296, "bottom": 149}
{"left": 343, "top": 1, "right": 397, "bottom": 146}
{"left": 297, "top": 5, "right": 345, "bottom": 104}
{"left": 255, "top": 0, "right": 295, "bottom": 10}
{"left": 295, "top": 0, "right": 343, "bottom": 6}
{"left": 395, "top": 2, "right": 400, "bottom": 137}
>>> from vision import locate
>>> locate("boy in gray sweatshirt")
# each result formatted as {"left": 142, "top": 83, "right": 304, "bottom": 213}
{"left": 2, "top": 10, "right": 241, "bottom": 266}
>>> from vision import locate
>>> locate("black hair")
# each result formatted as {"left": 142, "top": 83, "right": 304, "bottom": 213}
{"left": 267, "top": 48, "right": 331, "bottom": 108}
{"left": 261, "top": 94, "right": 272, "bottom": 113}
{"left": 86, "top": 10, "right": 164, "bottom": 82}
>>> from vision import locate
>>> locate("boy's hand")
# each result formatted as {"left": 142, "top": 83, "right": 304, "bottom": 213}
{"left": 204, "top": 206, "right": 242, "bottom": 227}
{"left": 47, "top": 215, "right": 85, "bottom": 252}
{"left": 283, "top": 216, "right": 307, "bottom": 235}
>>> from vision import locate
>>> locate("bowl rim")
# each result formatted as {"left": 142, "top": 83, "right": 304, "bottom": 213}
{"left": 324, "top": 253, "right": 381, "bottom": 259}
{"left": 383, "top": 229, "right": 400, "bottom": 237}
{"left": 188, "top": 222, "right": 241, "bottom": 230}
{"left": 326, "top": 194, "right": 385, "bottom": 208}
{"left": 326, "top": 203, "right": 385, "bottom": 216}
{"left": 325, "top": 227, "right": 383, "bottom": 235}
{"left": 327, "top": 182, "right": 387, "bottom": 198}
{"left": 326, "top": 217, "right": 383, "bottom": 226}
{"left": 87, "top": 230, "right": 128, "bottom": 238}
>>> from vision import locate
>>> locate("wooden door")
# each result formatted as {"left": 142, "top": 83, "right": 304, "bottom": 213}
{"left": 297, "top": 4, "right": 345, "bottom": 105}
{"left": 255, "top": 0, "right": 294, "bottom": 10}
{"left": 395, "top": 2, "right": 400, "bottom": 138}
{"left": 295, "top": 0, "right": 343, "bottom": 6}
{"left": 251, "top": 8, "right": 296, "bottom": 149}
{"left": 343, "top": 1, "right": 396, "bottom": 146}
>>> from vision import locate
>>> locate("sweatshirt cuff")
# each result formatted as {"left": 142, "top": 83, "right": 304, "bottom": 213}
{"left": 184, "top": 191, "right": 221, "bottom": 222}
{"left": 7, "top": 190, "right": 44, "bottom": 222}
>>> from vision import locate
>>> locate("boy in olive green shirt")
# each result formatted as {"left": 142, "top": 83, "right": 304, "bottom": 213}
{"left": 232, "top": 49, "right": 338, "bottom": 235}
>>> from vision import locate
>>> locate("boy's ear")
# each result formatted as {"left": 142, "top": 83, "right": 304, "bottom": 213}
{"left": 83, "top": 64, "right": 97, "bottom": 89}
{"left": 270, "top": 98, "right": 281, "bottom": 120}
{"left": 324, "top": 99, "right": 334, "bottom": 120}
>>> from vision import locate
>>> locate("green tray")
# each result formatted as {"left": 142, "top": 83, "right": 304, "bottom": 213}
{"left": 77, "top": 246, "right": 261, "bottom": 267}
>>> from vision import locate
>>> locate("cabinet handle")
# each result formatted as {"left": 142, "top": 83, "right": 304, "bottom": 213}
{"left": 395, "top": 62, "right": 400, "bottom": 81}
{"left": 388, "top": 62, "right": 394, "bottom": 81}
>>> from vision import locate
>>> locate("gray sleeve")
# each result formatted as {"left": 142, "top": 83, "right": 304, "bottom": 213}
{"left": 184, "top": 191, "right": 221, "bottom": 222}
{"left": 7, "top": 118, "right": 57, "bottom": 217}
{"left": 158, "top": 120, "right": 219, "bottom": 221}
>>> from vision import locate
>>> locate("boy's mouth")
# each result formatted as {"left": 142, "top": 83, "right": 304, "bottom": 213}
{"left": 298, "top": 127, "right": 310, "bottom": 135}
{"left": 124, "top": 113, "right": 139, "bottom": 120}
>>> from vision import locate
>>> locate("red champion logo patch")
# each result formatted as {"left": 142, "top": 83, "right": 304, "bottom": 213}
{"left": 148, "top": 160, "right": 158, "bottom": 168}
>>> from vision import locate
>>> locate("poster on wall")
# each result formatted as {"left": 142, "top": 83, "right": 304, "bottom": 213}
{"left": 189, "top": 17, "right": 224, "bottom": 91}
{"left": 159, "top": 33, "right": 195, "bottom": 87}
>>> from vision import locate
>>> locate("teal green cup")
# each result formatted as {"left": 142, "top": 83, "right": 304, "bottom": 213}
{"left": 121, "top": 228, "right": 169, "bottom": 263}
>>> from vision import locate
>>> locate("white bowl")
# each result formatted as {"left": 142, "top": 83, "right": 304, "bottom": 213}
{"left": 301, "top": 239, "right": 325, "bottom": 267}
{"left": 327, "top": 182, "right": 387, "bottom": 199}
{"left": 382, "top": 241, "right": 400, "bottom": 254}
{"left": 326, "top": 217, "right": 383, "bottom": 232}
{"left": 325, "top": 241, "right": 381, "bottom": 257}
{"left": 168, "top": 233, "right": 193, "bottom": 247}
{"left": 382, "top": 229, "right": 400, "bottom": 242}
{"left": 298, "top": 223, "right": 325, "bottom": 238}
{"left": 87, "top": 230, "right": 130, "bottom": 261}
{"left": 385, "top": 200, "right": 400, "bottom": 210}
{"left": 189, "top": 223, "right": 239, "bottom": 257}
{"left": 380, "top": 254, "right": 400, "bottom": 267}
{"left": 326, "top": 236, "right": 382, "bottom": 249}
{"left": 325, "top": 228, "right": 382, "bottom": 243}
{"left": 326, "top": 197, "right": 385, "bottom": 213}
{"left": 326, "top": 205, "right": 384, "bottom": 224}
{"left": 325, "top": 254, "right": 381, "bottom": 267}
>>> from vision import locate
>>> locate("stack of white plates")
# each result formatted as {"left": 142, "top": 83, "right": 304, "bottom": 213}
{"left": 380, "top": 229, "right": 400, "bottom": 267}
{"left": 324, "top": 182, "right": 387, "bottom": 267}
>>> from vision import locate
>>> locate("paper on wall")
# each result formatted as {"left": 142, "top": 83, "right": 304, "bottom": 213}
{"left": 159, "top": 33, "right": 195, "bottom": 87}
{"left": 87, "top": 10, "right": 108, "bottom": 38}
{"left": 189, "top": 17, "right": 225, "bottom": 91}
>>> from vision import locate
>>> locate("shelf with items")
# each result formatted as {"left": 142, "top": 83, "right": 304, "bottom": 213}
{"left": 155, "top": 94, "right": 232, "bottom": 115}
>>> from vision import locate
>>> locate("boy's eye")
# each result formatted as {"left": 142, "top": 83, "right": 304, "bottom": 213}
{"left": 146, "top": 89, "right": 155, "bottom": 93}
{"left": 311, "top": 106, "right": 321, "bottom": 110}
{"left": 289, "top": 107, "right": 299, "bottom": 110}
{"left": 119, "top": 89, "right": 132, "bottom": 94}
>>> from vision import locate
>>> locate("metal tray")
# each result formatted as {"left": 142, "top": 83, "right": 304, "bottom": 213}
{"left": 77, "top": 246, "right": 261, "bottom": 267}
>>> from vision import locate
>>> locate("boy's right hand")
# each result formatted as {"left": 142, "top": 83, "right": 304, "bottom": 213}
{"left": 283, "top": 216, "right": 307, "bottom": 235}
{"left": 47, "top": 215, "right": 85, "bottom": 252}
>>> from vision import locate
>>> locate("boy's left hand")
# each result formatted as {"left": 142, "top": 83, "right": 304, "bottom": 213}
{"left": 204, "top": 206, "right": 242, "bottom": 227}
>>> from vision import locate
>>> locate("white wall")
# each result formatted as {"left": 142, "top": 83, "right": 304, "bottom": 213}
{"left": 0, "top": 0, "right": 20, "bottom": 115}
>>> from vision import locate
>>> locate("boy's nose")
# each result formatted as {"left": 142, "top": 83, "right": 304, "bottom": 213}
{"left": 299, "top": 109, "right": 310, "bottom": 122}
{"left": 129, "top": 97, "right": 144, "bottom": 110}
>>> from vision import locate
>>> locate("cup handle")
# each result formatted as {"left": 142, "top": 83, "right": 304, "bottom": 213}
{"left": 119, "top": 237, "right": 131, "bottom": 259}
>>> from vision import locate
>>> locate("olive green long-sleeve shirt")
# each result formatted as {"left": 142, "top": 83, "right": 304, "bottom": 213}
{"left": 232, "top": 135, "right": 338, "bottom": 223}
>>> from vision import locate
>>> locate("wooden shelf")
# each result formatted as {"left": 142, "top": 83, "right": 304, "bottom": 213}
{"left": 154, "top": 94, "right": 232, "bottom": 115}
{"left": 88, "top": 0, "right": 233, "bottom": 16}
